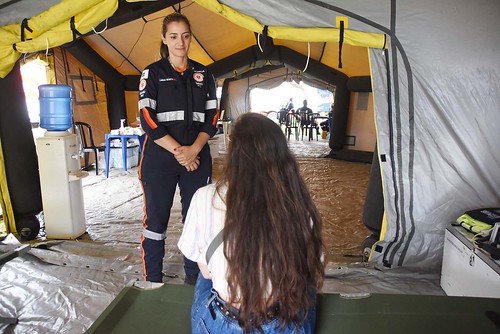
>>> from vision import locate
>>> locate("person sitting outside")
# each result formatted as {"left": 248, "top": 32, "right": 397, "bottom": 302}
{"left": 178, "top": 113, "right": 325, "bottom": 333}
{"left": 320, "top": 102, "right": 334, "bottom": 133}
{"left": 296, "top": 99, "right": 318, "bottom": 135}
{"left": 277, "top": 97, "right": 294, "bottom": 125}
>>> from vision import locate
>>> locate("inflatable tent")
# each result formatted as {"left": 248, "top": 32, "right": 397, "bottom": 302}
{"left": 0, "top": 0, "right": 499, "bottom": 271}
{"left": 0, "top": 0, "right": 376, "bottom": 237}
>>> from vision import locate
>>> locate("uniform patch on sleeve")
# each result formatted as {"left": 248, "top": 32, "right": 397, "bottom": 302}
{"left": 140, "top": 69, "right": 149, "bottom": 80}
{"left": 139, "top": 79, "right": 147, "bottom": 91}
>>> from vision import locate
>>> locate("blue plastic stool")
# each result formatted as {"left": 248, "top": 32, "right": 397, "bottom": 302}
{"left": 105, "top": 134, "right": 142, "bottom": 178}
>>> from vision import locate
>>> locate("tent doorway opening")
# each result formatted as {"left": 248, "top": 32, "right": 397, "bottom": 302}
{"left": 249, "top": 81, "right": 333, "bottom": 115}
{"left": 20, "top": 56, "right": 56, "bottom": 141}
{"left": 246, "top": 80, "right": 371, "bottom": 263}
{"left": 20, "top": 57, "right": 52, "bottom": 125}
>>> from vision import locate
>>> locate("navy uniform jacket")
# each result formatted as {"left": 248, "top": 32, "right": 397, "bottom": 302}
{"left": 138, "top": 58, "right": 218, "bottom": 147}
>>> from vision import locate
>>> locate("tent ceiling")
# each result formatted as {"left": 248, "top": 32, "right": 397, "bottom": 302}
{"left": 0, "top": 0, "right": 372, "bottom": 80}
{"left": 81, "top": 1, "right": 371, "bottom": 79}
{"left": 84, "top": 5, "right": 257, "bottom": 76}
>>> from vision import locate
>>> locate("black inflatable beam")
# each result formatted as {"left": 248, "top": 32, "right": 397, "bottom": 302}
{"left": 0, "top": 62, "right": 43, "bottom": 225}
{"left": 347, "top": 76, "right": 372, "bottom": 92}
{"left": 329, "top": 79, "right": 349, "bottom": 150}
{"left": 207, "top": 47, "right": 257, "bottom": 79}
{"left": 207, "top": 45, "right": 348, "bottom": 85}
{"left": 124, "top": 76, "right": 140, "bottom": 91}
{"left": 362, "top": 144, "right": 384, "bottom": 233}
{"left": 64, "top": 39, "right": 127, "bottom": 129}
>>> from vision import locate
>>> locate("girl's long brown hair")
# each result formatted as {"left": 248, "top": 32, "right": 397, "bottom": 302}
{"left": 216, "top": 113, "right": 325, "bottom": 333}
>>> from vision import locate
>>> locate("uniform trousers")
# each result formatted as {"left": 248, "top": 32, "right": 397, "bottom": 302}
{"left": 140, "top": 144, "right": 212, "bottom": 282}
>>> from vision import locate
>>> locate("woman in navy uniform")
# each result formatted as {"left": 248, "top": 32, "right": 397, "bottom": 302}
{"left": 138, "top": 12, "right": 219, "bottom": 284}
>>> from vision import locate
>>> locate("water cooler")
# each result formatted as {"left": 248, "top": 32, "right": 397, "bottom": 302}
{"left": 35, "top": 85, "right": 87, "bottom": 239}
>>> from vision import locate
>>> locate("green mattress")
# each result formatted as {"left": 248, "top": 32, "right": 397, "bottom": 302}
{"left": 86, "top": 284, "right": 500, "bottom": 333}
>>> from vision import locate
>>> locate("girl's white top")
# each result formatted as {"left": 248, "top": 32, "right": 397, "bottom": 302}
{"left": 178, "top": 184, "right": 230, "bottom": 298}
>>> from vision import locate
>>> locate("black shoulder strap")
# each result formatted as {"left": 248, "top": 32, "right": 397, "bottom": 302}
{"left": 205, "top": 229, "right": 224, "bottom": 264}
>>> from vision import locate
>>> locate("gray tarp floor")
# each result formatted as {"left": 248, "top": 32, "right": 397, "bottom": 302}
{"left": 0, "top": 136, "right": 444, "bottom": 333}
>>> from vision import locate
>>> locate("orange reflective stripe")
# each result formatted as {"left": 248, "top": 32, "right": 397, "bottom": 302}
{"left": 142, "top": 107, "right": 158, "bottom": 129}
{"left": 137, "top": 135, "right": 147, "bottom": 180}
{"left": 212, "top": 108, "right": 220, "bottom": 126}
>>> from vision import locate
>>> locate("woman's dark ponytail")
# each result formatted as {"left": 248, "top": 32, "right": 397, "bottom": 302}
{"left": 160, "top": 43, "right": 168, "bottom": 59}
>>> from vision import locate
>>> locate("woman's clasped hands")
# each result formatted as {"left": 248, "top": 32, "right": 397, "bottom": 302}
{"left": 174, "top": 145, "right": 200, "bottom": 172}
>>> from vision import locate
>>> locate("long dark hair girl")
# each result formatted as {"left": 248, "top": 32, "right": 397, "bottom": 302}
{"left": 216, "top": 113, "right": 325, "bottom": 332}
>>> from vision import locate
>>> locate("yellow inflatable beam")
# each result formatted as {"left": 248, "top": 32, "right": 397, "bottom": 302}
{"left": 0, "top": 0, "right": 118, "bottom": 78}
{"left": 194, "top": 0, "right": 386, "bottom": 49}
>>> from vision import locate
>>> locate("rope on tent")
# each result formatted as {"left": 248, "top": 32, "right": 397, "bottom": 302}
{"left": 92, "top": 18, "right": 108, "bottom": 35}
{"left": 302, "top": 42, "right": 310, "bottom": 73}
{"left": 45, "top": 38, "right": 49, "bottom": 64}
{"left": 257, "top": 34, "right": 263, "bottom": 52}
{"left": 257, "top": 25, "right": 269, "bottom": 53}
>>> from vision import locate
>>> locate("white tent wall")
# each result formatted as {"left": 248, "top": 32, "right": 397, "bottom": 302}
{"left": 365, "top": 0, "right": 500, "bottom": 269}
{"left": 227, "top": 78, "right": 249, "bottom": 121}
{"left": 217, "top": 0, "right": 500, "bottom": 268}
{"left": 0, "top": 0, "right": 60, "bottom": 27}
{"left": 220, "top": 0, "right": 392, "bottom": 34}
